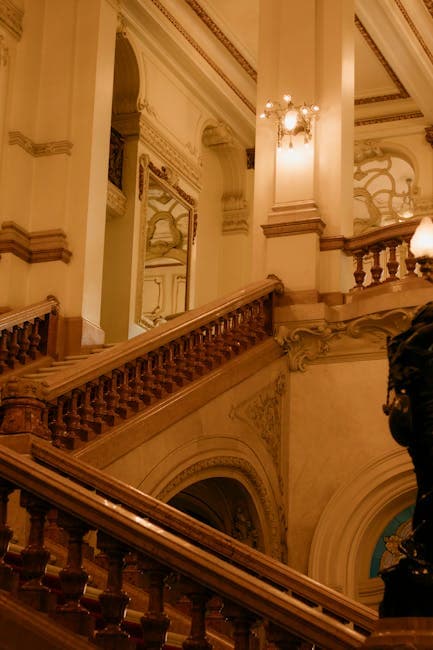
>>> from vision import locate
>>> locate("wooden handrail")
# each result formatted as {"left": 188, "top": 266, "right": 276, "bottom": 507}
{"left": 344, "top": 219, "right": 419, "bottom": 253}
{"left": 0, "top": 295, "right": 59, "bottom": 332}
{"left": 40, "top": 278, "right": 280, "bottom": 399}
{"left": 0, "top": 445, "right": 364, "bottom": 649}
{"left": 31, "top": 440, "right": 376, "bottom": 635}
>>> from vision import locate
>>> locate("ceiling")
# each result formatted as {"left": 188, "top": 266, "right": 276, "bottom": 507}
{"left": 185, "top": 0, "right": 433, "bottom": 127}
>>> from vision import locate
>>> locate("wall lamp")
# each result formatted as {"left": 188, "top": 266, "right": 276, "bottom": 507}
{"left": 259, "top": 94, "right": 320, "bottom": 148}
{"left": 410, "top": 216, "right": 433, "bottom": 281}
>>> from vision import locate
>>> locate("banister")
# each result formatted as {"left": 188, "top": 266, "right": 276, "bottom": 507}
{"left": 0, "top": 445, "right": 364, "bottom": 649}
{"left": 0, "top": 295, "right": 59, "bottom": 332}
{"left": 38, "top": 278, "right": 281, "bottom": 399}
{"left": 320, "top": 220, "right": 420, "bottom": 254}
{"left": 31, "top": 440, "right": 376, "bottom": 635}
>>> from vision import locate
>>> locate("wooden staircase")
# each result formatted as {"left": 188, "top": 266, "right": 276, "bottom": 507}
{"left": 0, "top": 280, "right": 377, "bottom": 648}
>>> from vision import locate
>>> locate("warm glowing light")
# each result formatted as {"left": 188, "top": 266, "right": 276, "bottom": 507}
{"left": 301, "top": 106, "right": 309, "bottom": 115}
{"left": 265, "top": 101, "right": 273, "bottom": 109}
{"left": 259, "top": 113, "right": 266, "bottom": 119}
{"left": 313, "top": 105, "right": 320, "bottom": 112}
{"left": 284, "top": 109, "right": 298, "bottom": 132}
{"left": 283, "top": 94, "right": 291, "bottom": 103}
{"left": 410, "top": 217, "right": 433, "bottom": 257}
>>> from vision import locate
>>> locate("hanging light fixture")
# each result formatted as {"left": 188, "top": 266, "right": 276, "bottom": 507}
{"left": 410, "top": 216, "right": 433, "bottom": 282}
{"left": 259, "top": 93, "right": 320, "bottom": 149}
{"left": 397, "top": 178, "right": 416, "bottom": 221}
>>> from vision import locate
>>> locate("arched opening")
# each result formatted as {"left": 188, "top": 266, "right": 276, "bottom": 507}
{"left": 168, "top": 477, "right": 263, "bottom": 551}
{"left": 101, "top": 33, "right": 141, "bottom": 342}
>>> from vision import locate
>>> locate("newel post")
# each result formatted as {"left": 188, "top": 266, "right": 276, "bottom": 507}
{"left": 0, "top": 378, "right": 50, "bottom": 439}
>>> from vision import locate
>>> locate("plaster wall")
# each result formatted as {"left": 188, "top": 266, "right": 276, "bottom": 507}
{"left": 287, "top": 357, "right": 398, "bottom": 573}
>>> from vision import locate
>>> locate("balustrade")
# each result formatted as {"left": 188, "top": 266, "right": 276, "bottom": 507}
{"left": 321, "top": 220, "right": 429, "bottom": 290}
{"left": 0, "top": 296, "right": 58, "bottom": 374}
{"left": 0, "top": 281, "right": 281, "bottom": 450}
{"left": 0, "top": 444, "right": 365, "bottom": 649}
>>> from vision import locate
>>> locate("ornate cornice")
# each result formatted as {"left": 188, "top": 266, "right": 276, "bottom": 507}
{"left": 156, "top": 455, "right": 283, "bottom": 559}
{"left": 0, "top": 0, "right": 23, "bottom": 40}
{"left": 9, "top": 131, "right": 73, "bottom": 157}
{"left": 148, "top": 0, "right": 255, "bottom": 114}
{"left": 354, "top": 15, "right": 408, "bottom": 105}
{"left": 140, "top": 115, "right": 202, "bottom": 190}
{"left": 262, "top": 218, "right": 325, "bottom": 239}
{"left": 0, "top": 221, "right": 72, "bottom": 264}
{"left": 355, "top": 111, "right": 423, "bottom": 127}
{"left": 184, "top": 0, "right": 257, "bottom": 81}
{"left": 276, "top": 309, "right": 414, "bottom": 371}
{"left": 395, "top": 0, "right": 433, "bottom": 66}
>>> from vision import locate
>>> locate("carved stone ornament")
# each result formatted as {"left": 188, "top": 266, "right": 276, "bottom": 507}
{"left": 107, "top": 181, "right": 127, "bottom": 220}
{"left": 156, "top": 456, "right": 283, "bottom": 559}
{"left": 0, "top": 378, "right": 50, "bottom": 438}
{"left": 230, "top": 374, "right": 286, "bottom": 468}
{"left": 9, "top": 131, "right": 73, "bottom": 157}
{"left": 139, "top": 114, "right": 202, "bottom": 189}
{"left": 277, "top": 308, "right": 414, "bottom": 372}
{"left": 354, "top": 139, "right": 384, "bottom": 164}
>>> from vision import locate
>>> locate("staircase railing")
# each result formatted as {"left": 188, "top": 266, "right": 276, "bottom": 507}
{"left": 0, "top": 279, "right": 282, "bottom": 450}
{"left": 31, "top": 439, "right": 377, "bottom": 637}
{"left": 321, "top": 220, "right": 422, "bottom": 289}
{"left": 0, "top": 295, "right": 59, "bottom": 374}
{"left": 0, "top": 444, "right": 366, "bottom": 649}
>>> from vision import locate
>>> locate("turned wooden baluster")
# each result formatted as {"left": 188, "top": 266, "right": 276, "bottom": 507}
{"left": 172, "top": 338, "right": 194, "bottom": 381}
{"left": 64, "top": 390, "right": 84, "bottom": 446}
{"left": 185, "top": 331, "right": 206, "bottom": 376}
{"left": 53, "top": 511, "right": 92, "bottom": 636}
{"left": 182, "top": 581, "right": 212, "bottom": 650}
{"left": 19, "top": 492, "right": 51, "bottom": 611}
{"left": 28, "top": 317, "right": 41, "bottom": 359}
{"left": 143, "top": 354, "right": 163, "bottom": 400}
{"left": 93, "top": 377, "right": 109, "bottom": 432}
{"left": 94, "top": 532, "right": 131, "bottom": 649}
{"left": 353, "top": 251, "right": 366, "bottom": 289}
{"left": 129, "top": 359, "right": 147, "bottom": 408}
{"left": 50, "top": 397, "right": 69, "bottom": 448}
{"left": 165, "top": 343, "right": 185, "bottom": 387}
{"left": 125, "top": 361, "right": 142, "bottom": 412}
{"left": 222, "top": 601, "right": 258, "bottom": 650}
{"left": 105, "top": 373, "right": 120, "bottom": 425}
{"left": 369, "top": 244, "right": 383, "bottom": 286}
{"left": 404, "top": 237, "right": 418, "bottom": 277}
{"left": 116, "top": 367, "right": 131, "bottom": 419}
{"left": 385, "top": 240, "right": 400, "bottom": 282}
{"left": 7, "top": 325, "right": 20, "bottom": 368}
{"left": 139, "top": 557, "right": 170, "bottom": 650}
{"left": 17, "top": 322, "right": 31, "bottom": 363}
{"left": 265, "top": 622, "right": 306, "bottom": 650}
{"left": 0, "top": 479, "right": 15, "bottom": 591}
{"left": 79, "top": 383, "right": 97, "bottom": 440}
{"left": 0, "top": 331, "right": 8, "bottom": 373}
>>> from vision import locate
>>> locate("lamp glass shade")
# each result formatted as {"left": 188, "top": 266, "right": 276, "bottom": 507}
{"left": 410, "top": 217, "right": 433, "bottom": 257}
{"left": 284, "top": 109, "right": 298, "bottom": 132}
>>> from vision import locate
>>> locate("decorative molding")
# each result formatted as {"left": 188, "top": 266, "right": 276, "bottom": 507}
{"left": 148, "top": 0, "right": 255, "bottom": 113}
{"left": 184, "top": 0, "right": 257, "bottom": 81}
{"left": 222, "top": 207, "right": 249, "bottom": 234}
{"left": 262, "top": 218, "right": 325, "bottom": 239}
{"left": 395, "top": 0, "right": 433, "bottom": 66}
{"left": 424, "top": 0, "right": 433, "bottom": 19}
{"left": 156, "top": 455, "right": 283, "bottom": 559}
{"left": 148, "top": 160, "right": 197, "bottom": 207}
{"left": 8, "top": 131, "right": 73, "bottom": 157}
{"left": 230, "top": 374, "right": 286, "bottom": 469}
{"left": 0, "top": 221, "right": 72, "bottom": 264}
{"left": 140, "top": 114, "right": 202, "bottom": 190}
{"left": 106, "top": 181, "right": 127, "bottom": 220}
{"left": 425, "top": 125, "right": 433, "bottom": 148}
{"left": 0, "top": 0, "right": 23, "bottom": 41}
{"left": 354, "top": 15, "right": 408, "bottom": 105}
{"left": 276, "top": 308, "right": 414, "bottom": 371}
{"left": 355, "top": 111, "right": 423, "bottom": 127}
